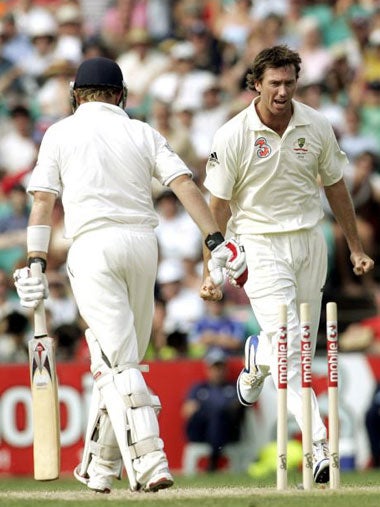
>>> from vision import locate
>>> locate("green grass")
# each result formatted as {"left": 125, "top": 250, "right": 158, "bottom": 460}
{"left": 0, "top": 470, "right": 380, "bottom": 507}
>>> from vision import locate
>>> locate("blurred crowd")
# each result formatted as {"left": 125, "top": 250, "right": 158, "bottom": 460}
{"left": 0, "top": 0, "right": 380, "bottom": 364}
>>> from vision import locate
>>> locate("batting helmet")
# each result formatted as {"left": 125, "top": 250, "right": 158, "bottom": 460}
{"left": 73, "top": 57, "right": 124, "bottom": 89}
{"left": 70, "top": 57, "right": 127, "bottom": 111}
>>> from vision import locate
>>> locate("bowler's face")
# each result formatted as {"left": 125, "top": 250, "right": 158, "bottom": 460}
{"left": 255, "top": 65, "right": 297, "bottom": 117}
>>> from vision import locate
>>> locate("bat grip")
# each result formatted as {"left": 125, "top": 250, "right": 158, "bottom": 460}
{"left": 30, "top": 262, "right": 48, "bottom": 337}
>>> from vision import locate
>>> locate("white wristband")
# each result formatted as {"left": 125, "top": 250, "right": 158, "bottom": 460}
{"left": 27, "top": 225, "right": 51, "bottom": 253}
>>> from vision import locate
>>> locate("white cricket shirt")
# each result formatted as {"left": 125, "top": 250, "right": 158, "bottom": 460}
{"left": 28, "top": 102, "right": 192, "bottom": 239}
{"left": 204, "top": 98, "right": 348, "bottom": 234}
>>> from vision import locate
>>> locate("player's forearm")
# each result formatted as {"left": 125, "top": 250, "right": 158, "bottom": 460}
{"left": 28, "top": 191, "right": 56, "bottom": 259}
{"left": 324, "top": 178, "right": 363, "bottom": 254}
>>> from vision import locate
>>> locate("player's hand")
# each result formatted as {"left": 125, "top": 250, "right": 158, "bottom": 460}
{"left": 350, "top": 252, "right": 375, "bottom": 276}
{"left": 208, "top": 239, "right": 248, "bottom": 287}
{"left": 13, "top": 267, "right": 49, "bottom": 308}
{"left": 200, "top": 276, "right": 223, "bottom": 301}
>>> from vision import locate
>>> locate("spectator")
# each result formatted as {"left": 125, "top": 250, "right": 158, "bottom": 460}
{"left": 323, "top": 151, "right": 380, "bottom": 296}
{"left": 191, "top": 75, "right": 231, "bottom": 167}
{"left": 117, "top": 28, "right": 170, "bottom": 117}
{"left": 296, "top": 16, "right": 332, "bottom": 87}
{"left": 100, "top": 0, "right": 148, "bottom": 55}
{"left": 0, "top": 104, "right": 37, "bottom": 177}
{"left": 19, "top": 8, "right": 58, "bottom": 84}
{"left": 155, "top": 258, "right": 205, "bottom": 357}
{"left": 0, "top": 183, "right": 30, "bottom": 274}
{"left": 0, "top": 11, "right": 33, "bottom": 66}
{"left": 181, "top": 348, "right": 246, "bottom": 472}
{"left": 188, "top": 297, "right": 245, "bottom": 358}
{"left": 53, "top": 321, "right": 84, "bottom": 361}
{"left": 365, "top": 383, "right": 380, "bottom": 468}
{"left": 154, "top": 189, "right": 202, "bottom": 264}
{"left": 44, "top": 270, "right": 78, "bottom": 329}
{"left": 0, "top": 268, "right": 21, "bottom": 320}
{"left": 211, "top": 0, "right": 256, "bottom": 57}
{"left": 149, "top": 41, "right": 217, "bottom": 113}
{"left": 360, "top": 80, "right": 380, "bottom": 146}
{"left": 186, "top": 20, "right": 223, "bottom": 74}
{"left": 0, "top": 310, "right": 29, "bottom": 363}
{"left": 149, "top": 99, "right": 201, "bottom": 174}
{"left": 53, "top": 2, "right": 84, "bottom": 65}
{"left": 339, "top": 104, "right": 379, "bottom": 163}
{"left": 35, "top": 59, "right": 77, "bottom": 119}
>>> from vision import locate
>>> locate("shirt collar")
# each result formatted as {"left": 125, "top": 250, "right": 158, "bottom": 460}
{"left": 247, "top": 97, "right": 312, "bottom": 131}
{"left": 75, "top": 101, "right": 128, "bottom": 117}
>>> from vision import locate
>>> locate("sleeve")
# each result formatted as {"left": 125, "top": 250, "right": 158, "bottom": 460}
{"left": 27, "top": 127, "right": 62, "bottom": 196}
{"left": 318, "top": 120, "right": 348, "bottom": 187}
{"left": 203, "top": 128, "right": 238, "bottom": 200}
{"left": 151, "top": 128, "right": 193, "bottom": 186}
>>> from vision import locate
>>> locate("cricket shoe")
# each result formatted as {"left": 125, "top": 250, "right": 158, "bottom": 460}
{"left": 313, "top": 440, "right": 330, "bottom": 484}
{"left": 236, "top": 335, "right": 270, "bottom": 406}
{"left": 144, "top": 468, "right": 174, "bottom": 492}
{"left": 73, "top": 465, "right": 112, "bottom": 493}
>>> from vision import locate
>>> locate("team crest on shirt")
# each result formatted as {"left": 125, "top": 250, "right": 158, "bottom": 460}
{"left": 293, "top": 137, "right": 309, "bottom": 156}
{"left": 255, "top": 137, "right": 271, "bottom": 158}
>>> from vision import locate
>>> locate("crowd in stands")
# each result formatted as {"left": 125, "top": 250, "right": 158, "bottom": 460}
{"left": 0, "top": 0, "right": 380, "bottom": 364}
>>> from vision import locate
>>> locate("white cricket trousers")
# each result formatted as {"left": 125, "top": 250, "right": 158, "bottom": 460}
{"left": 66, "top": 225, "right": 158, "bottom": 367}
{"left": 240, "top": 225, "right": 328, "bottom": 442}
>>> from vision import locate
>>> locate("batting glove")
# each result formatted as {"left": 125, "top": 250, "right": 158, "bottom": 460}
{"left": 208, "top": 238, "right": 248, "bottom": 288}
{"left": 13, "top": 267, "right": 49, "bottom": 308}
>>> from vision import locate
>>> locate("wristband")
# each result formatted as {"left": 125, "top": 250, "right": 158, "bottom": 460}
{"left": 28, "top": 257, "right": 47, "bottom": 273}
{"left": 27, "top": 225, "right": 51, "bottom": 253}
{"left": 205, "top": 232, "right": 224, "bottom": 251}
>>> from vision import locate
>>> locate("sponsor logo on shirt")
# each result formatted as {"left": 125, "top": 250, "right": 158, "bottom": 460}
{"left": 164, "top": 141, "right": 174, "bottom": 152}
{"left": 255, "top": 137, "right": 271, "bottom": 158}
{"left": 208, "top": 152, "right": 220, "bottom": 166}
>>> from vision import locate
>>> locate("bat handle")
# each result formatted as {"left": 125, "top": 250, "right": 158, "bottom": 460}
{"left": 30, "top": 262, "right": 48, "bottom": 337}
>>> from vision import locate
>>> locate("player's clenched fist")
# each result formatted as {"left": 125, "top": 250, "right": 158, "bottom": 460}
{"left": 200, "top": 276, "right": 224, "bottom": 301}
{"left": 205, "top": 232, "right": 248, "bottom": 288}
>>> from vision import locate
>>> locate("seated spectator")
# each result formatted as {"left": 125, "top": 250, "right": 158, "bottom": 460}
{"left": 0, "top": 310, "right": 29, "bottom": 363}
{"left": 0, "top": 268, "right": 22, "bottom": 320}
{"left": 149, "top": 41, "right": 217, "bottom": 113}
{"left": 53, "top": 321, "right": 84, "bottom": 362}
{"left": 211, "top": 0, "right": 256, "bottom": 56}
{"left": 365, "top": 383, "right": 380, "bottom": 468}
{"left": 0, "top": 183, "right": 30, "bottom": 274}
{"left": 35, "top": 59, "right": 76, "bottom": 119}
{"left": 19, "top": 8, "right": 58, "bottom": 84}
{"left": 190, "top": 75, "right": 231, "bottom": 167}
{"left": 155, "top": 258, "right": 205, "bottom": 357}
{"left": 339, "top": 104, "right": 379, "bottom": 163}
{"left": 149, "top": 99, "right": 201, "bottom": 175}
{"left": 188, "top": 297, "right": 245, "bottom": 358}
{"left": 154, "top": 189, "right": 202, "bottom": 264}
{"left": 181, "top": 348, "right": 246, "bottom": 472}
{"left": 117, "top": 28, "right": 170, "bottom": 117}
{"left": 0, "top": 104, "right": 37, "bottom": 178}
{"left": 322, "top": 150, "right": 380, "bottom": 296}
{"left": 44, "top": 270, "right": 78, "bottom": 329}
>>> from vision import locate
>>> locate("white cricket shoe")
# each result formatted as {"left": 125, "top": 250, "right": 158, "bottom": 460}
{"left": 73, "top": 465, "right": 112, "bottom": 493}
{"left": 236, "top": 335, "right": 270, "bottom": 406}
{"left": 144, "top": 468, "right": 174, "bottom": 492}
{"left": 313, "top": 440, "right": 330, "bottom": 484}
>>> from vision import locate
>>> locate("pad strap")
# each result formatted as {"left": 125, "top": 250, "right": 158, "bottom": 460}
{"left": 128, "top": 437, "right": 162, "bottom": 459}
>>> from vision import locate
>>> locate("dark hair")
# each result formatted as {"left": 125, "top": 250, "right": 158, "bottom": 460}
{"left": 246, "top": 45, "right": 302, "bottom": 91}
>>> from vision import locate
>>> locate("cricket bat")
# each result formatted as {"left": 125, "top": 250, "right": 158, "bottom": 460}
{"left": 28, "top": 262, "right": 60, "bottom": 480}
